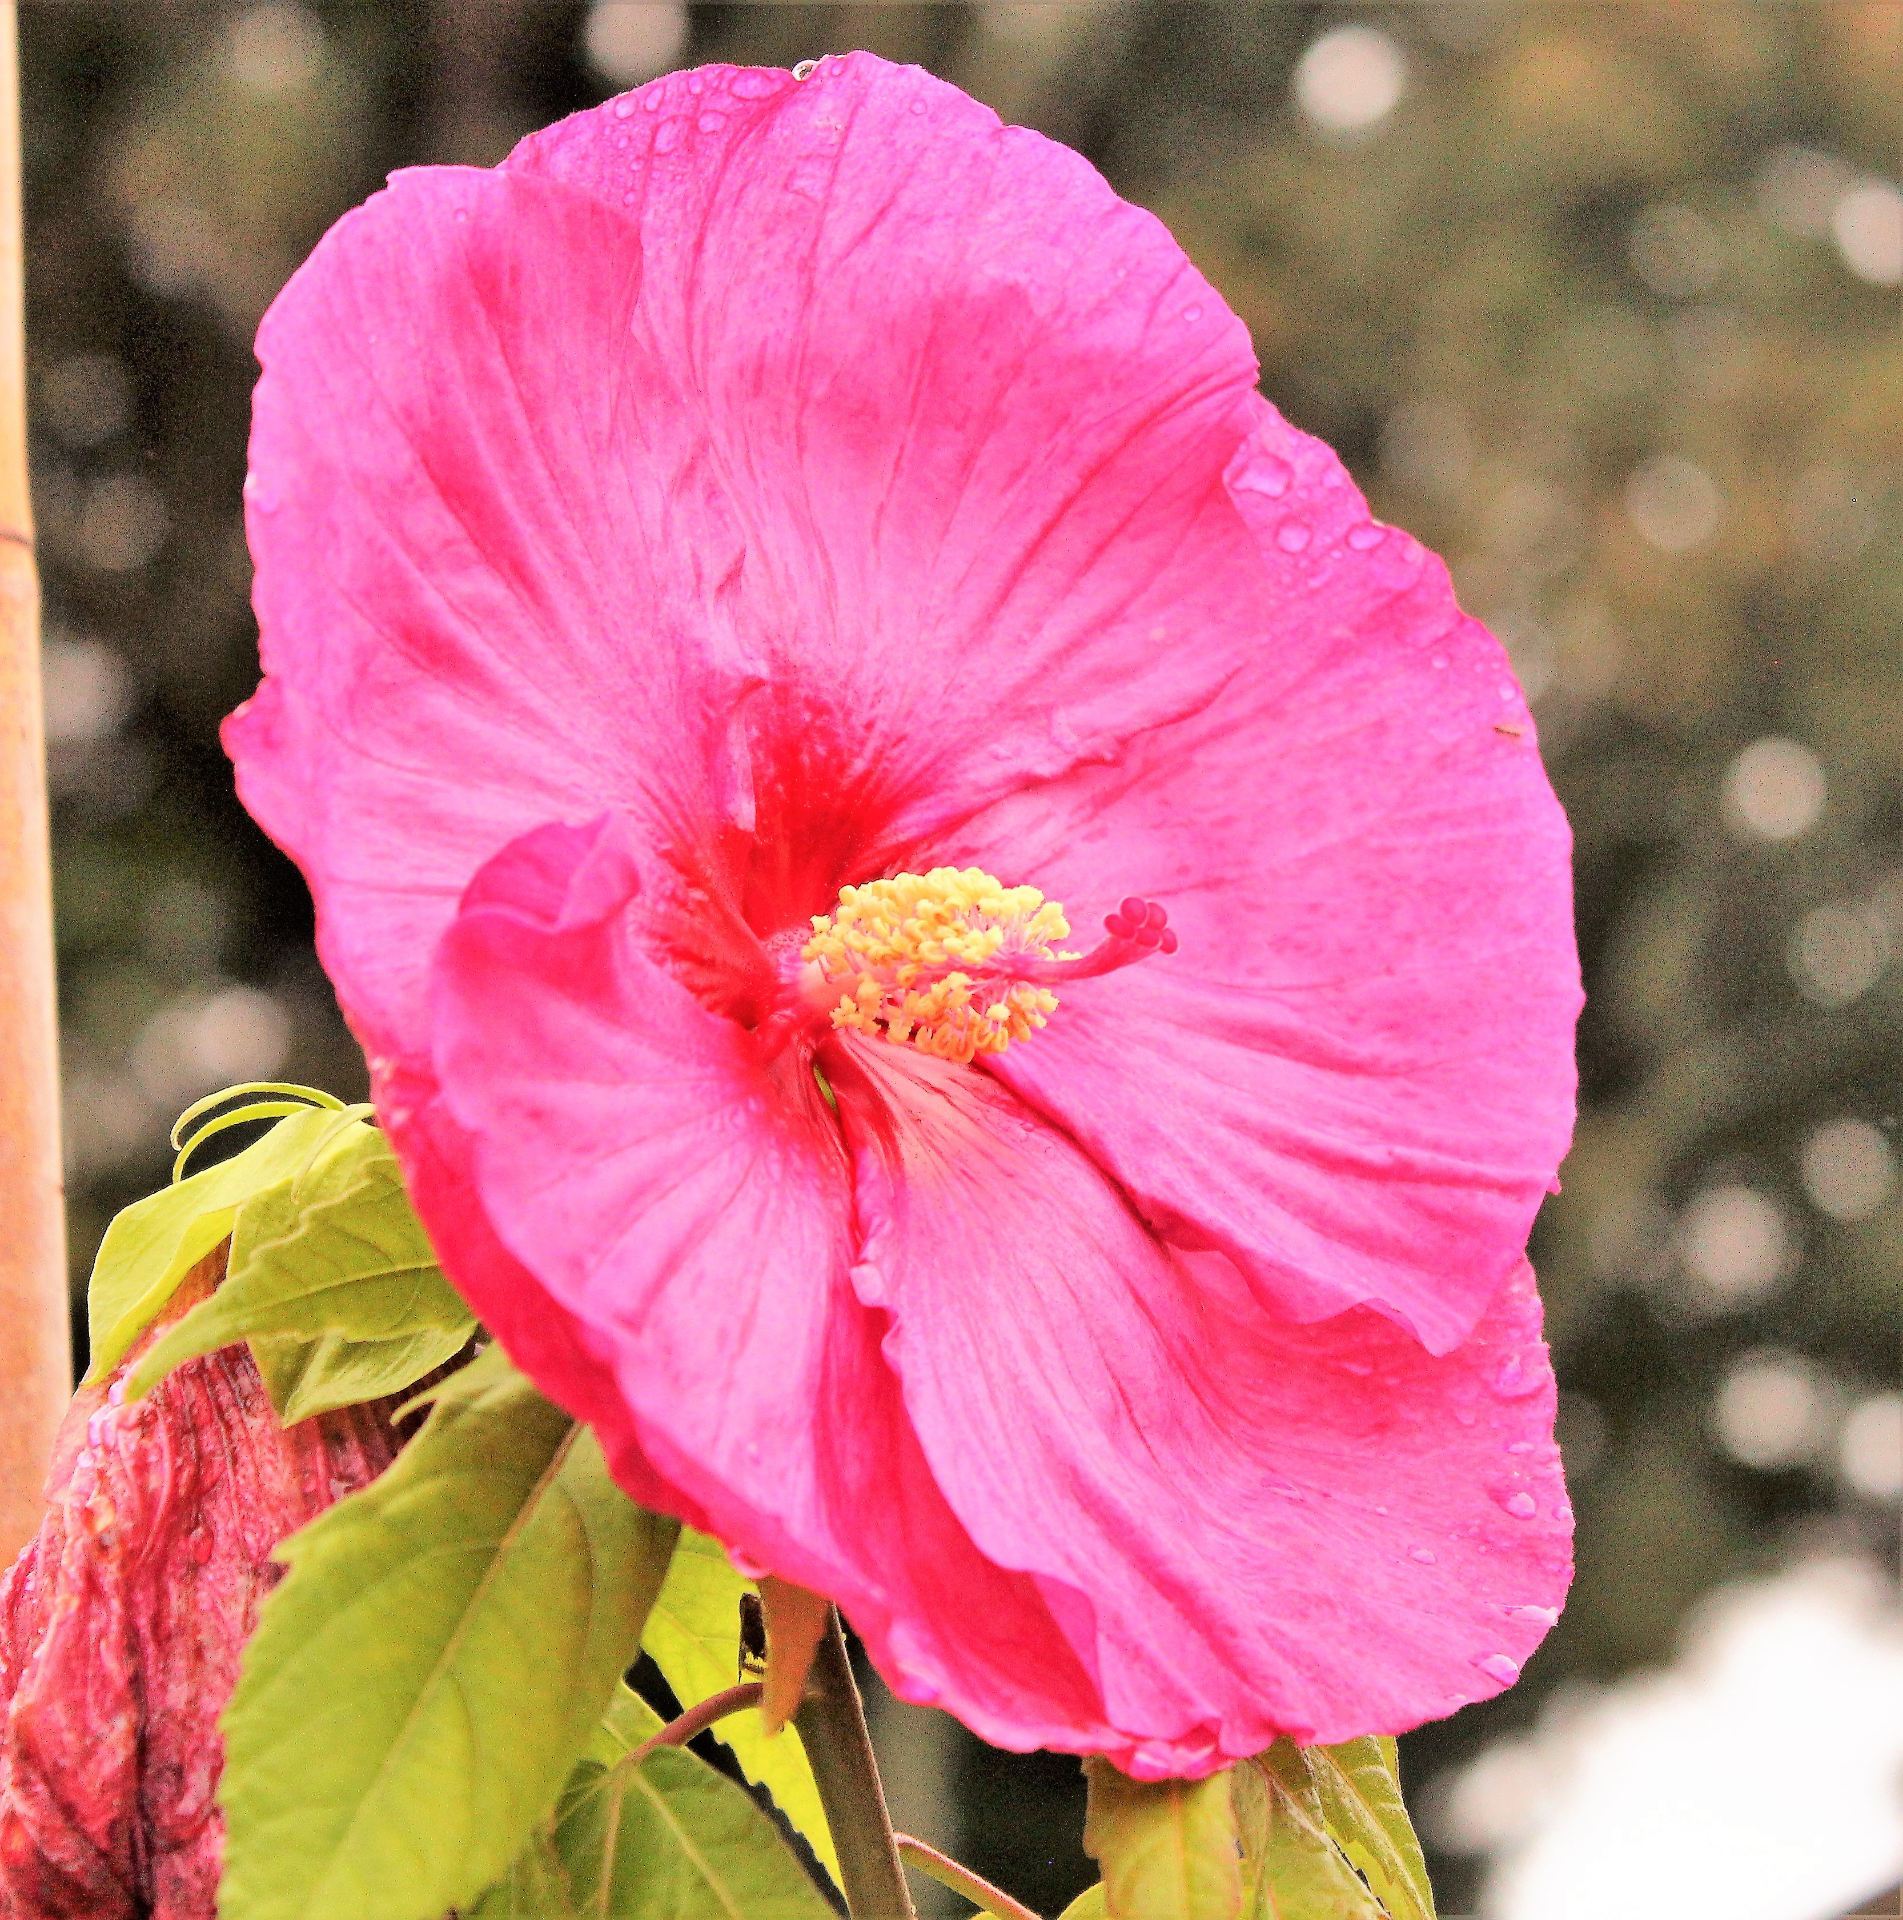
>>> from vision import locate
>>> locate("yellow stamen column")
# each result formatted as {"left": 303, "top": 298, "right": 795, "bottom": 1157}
{"left": 803, "top": 866, "right": 1073, "bottom": 1064}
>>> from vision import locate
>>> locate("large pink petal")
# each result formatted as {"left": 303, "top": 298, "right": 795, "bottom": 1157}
{"left": 834, "top": 1037, "right": 1573, "bottom": 1763}
{"left": 228, "top": 157, "right": 774, "bottom": 1069}
{"left": 230, "top": 54, "right": 1289, "bottom": 1075}
{"left": 420, "top": 814, "right": 1133, "bottom": 1757}
{"left": 507, "top": 57, "right": 1272, "bottom": 858}
{"left": 948, "top": 400, "right": 1581, "bottom": 1353}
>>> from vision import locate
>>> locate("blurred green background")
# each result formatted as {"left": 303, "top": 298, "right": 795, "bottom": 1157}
{"left": 21, "top": 2, "right": 1900, "bottom": 1913}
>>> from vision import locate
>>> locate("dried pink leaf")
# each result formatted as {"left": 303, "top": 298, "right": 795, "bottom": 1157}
{"left": 0, "top": 1246, "right": 402, "bottom": 1919}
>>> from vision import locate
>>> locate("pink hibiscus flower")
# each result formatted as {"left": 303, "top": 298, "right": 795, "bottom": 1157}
{"left": 225, "top": 54, "right": 1581, "bottom": 1776}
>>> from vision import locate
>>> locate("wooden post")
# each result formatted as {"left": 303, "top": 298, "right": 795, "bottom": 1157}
{"left": 0, "top": 0, "right": 69, "bottom": 1564}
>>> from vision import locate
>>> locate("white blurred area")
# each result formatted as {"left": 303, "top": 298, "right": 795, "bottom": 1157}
{"left": 1756, "top": 144, "right": 1903, "bottom": 288}
{"left": 1723, "top": 736, "right": 1826, "bottom": 842}
{"left": 1676, "top": 1181, "right": 1795, "bottom": 1313}
{"left": 1293, "top": 24, "right": 1407, "bottom": 137}
{"left": 579, "top": 1, "right": 689, "bottom": 87}
{"left": 1435, "top": 1558, "right": 1903, "bottom": 1920}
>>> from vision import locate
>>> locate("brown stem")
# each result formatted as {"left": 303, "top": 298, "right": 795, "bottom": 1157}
{"left": 791, "top": 1610, "right": 918, "bottom": 1920}
{"left": 628, "top": 1682, "right": 765, "bottom": 1763}
{"left": 0, "top": 0, "right": 69, "bottom": 1566}
{"left": 895, "top": 1834, "right": 1042, "bottom": 1920}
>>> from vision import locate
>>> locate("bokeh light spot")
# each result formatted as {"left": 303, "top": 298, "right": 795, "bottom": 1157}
{"left": 224, "top": 2, "right": 325, "bottom": 100}
{"left": 1831, "top": 180, "right": 1903, "bottom": 288}
{"left": 1755, "top": 144, "right": 1850, "bottom": 237}
{"left": 1712, "top": 1350, "right": 1831, "bottom": 1471}
{"left": 1293, "top": 25, "right": 1407, "bottom": 136}
{"left": 1837, "top": 1394, "right": 1902, "bottom": 1503}
{"left": 1722, "top": 736, "right": 1825, "bottom": 842}
{"left": 581, "top": 2, "right": 690, "bottom": 88}
{"left": 74, "top": 472, "right": 167, "bottom": 574}
{"left": 1676, "top": 1184, "right": 1794, "bottom": 1310}
{"left": 1624, "top": 454, "right": 1721, "bottom": 552}
{"left": 1800, "top": 1119, "right": 1897, "bottom": 1223}
{"left": 39, "top": 353, "right": 130, "bottom": 449}
{"left": 1787, "top": 902, "right": 1889, "bottom": 1009}
{"left": 131, "top": 985, "right": 292, "bottom": 1108}
{"left": 1627, "top": 204, "right": 1723, "bottom": 300}
{"left": 41, "top": 637, "right": 132, "bottom": 746}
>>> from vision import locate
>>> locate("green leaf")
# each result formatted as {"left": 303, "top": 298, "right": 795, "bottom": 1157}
{"left": 642, "top": 1527, "right": 840, "bottom": 1885}
{"left": 591, "top": 1679, "right": 668, "bottom": 1762}
{"left": 85, "top": 1102, "right": 371, "bottom": 1381}
{"left": 252, "top": 1324, "right": 472, "bottom": 1424}
{"left": 1083, "top": 1759, "right": 1241, "bottom": 1920}
{"left": 480, "top": 1684, "right": 833, "bottom": 1919}
{"left": 1236, "top": 1747, "right": 1382, "bottom": 1920}
{"left": 1305, "top": 1739, "right": 1435, "bottom": 1920}
{"left": 1058, "top": 1889, "right": 1107, "bottom": 1920}
{"left": 125, "top": 1126, "right": 473, "bottom": 1408}
{"left": 556, "top": 1745, "right": 838, "bottom": 1920}
{"left": 466, "top": 1832, "right": 582, "bottom": 1920}
{"left": 217, "top": 1347, "right": 678, "bottom": 1920}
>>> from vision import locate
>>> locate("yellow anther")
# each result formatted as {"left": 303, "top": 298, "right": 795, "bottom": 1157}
{"left": 803, "top": 867, "right": 1072, "bottom": 1064}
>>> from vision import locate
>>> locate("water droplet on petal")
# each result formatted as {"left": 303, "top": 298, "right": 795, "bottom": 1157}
{"left": 612, "top": 97, "right": 636, "bottom": 119}
{"left": 1408, "top": 1545, "right": 1438, "bottom": 1564}
{"left": 1505, "top": 1439, "right": 1536, "bottom": 1455}
{"left": 1493, "top": 1488, "right": 1539, "bottom": 1520}
{"left": 1236, "top": 454, "right": 1292, "bottom": 499}
{"left": 1276, "top": 519, "right": 1313, "bottom": 553}
{"left": 1183, "top": 303, "right": 1203, "bottom": 322}
{"left": 1502, "top": 1603, "right": 1561, "bottom": 1626}
{"left": 1474, "top": 1651, "right": 1522, "bottom": 1686}
{"left": 697, "top": 111, "right": 726, "bottom": 134}
{"left": 1346, "top": 522, "right": 1387, "bottom": 551}
{"left": 1491, "top": 1353, "right": 1544, "bottom": 1399}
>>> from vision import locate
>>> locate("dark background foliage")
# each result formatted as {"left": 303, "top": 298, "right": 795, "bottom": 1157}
{"left": 21, "top": 3, "right": 1900, "bottom": 1913}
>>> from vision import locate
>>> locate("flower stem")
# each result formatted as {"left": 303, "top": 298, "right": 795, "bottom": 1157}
{"left": 629, "top": 1682, "right": 765, "bottom": 1763}
{"left": 894, "top": 1834, "right": 1041, "bottom": 1920}
{"left": 791, "top": 1609, "right": 918, "bottom": 1919}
